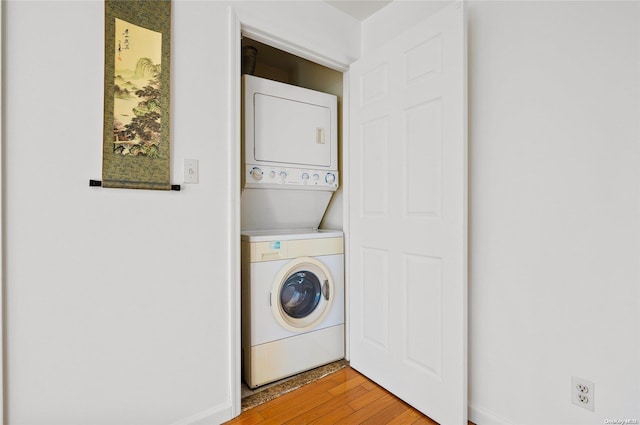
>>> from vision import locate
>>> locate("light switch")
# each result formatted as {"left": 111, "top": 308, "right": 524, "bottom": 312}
{"left": 183, "top": 159, "right": 199, "bottom": 184}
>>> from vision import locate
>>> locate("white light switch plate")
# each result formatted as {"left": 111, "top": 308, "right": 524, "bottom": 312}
{"left": 183, "top": 159, "right": 199, "bottom": 184}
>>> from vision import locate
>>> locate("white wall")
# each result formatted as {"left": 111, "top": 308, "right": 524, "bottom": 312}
{"left": 467, "top": 2, "right": 640, "bottom": 424}
{"left": 3, "top": 1, "right": 358, "bottom": 424}
{"left": 6, "top": 1, "right": 639, "bottom": 424}
{"left": 5, "top": 1, "right": 231, "bottom": 423}
{"left": 365, "top": 1, "right": 640, "bottom": 424}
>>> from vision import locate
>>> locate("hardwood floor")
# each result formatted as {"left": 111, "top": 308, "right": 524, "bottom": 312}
{"left": 225, "top": 367, "right": 474, "bottom": 425}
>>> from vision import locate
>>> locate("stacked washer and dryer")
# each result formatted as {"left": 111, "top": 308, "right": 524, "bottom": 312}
{"left": 241, "top": 75, "right": 345, "bottom": 389}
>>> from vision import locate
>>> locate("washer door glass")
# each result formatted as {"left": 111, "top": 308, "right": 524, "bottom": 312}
{"left": 280, "top": 271, "right": 322, "bottom": 319}
{"left": 271, "top": 257, "right": 334, "bottom": 333}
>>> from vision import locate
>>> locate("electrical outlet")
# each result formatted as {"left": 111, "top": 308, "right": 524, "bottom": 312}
{"left": 572, "top": 376, "right": 595, "bottom": 412}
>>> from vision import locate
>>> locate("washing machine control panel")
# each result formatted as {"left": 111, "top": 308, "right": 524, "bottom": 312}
{"left": 245, "top": 165, "right": 339, "bottom": 191}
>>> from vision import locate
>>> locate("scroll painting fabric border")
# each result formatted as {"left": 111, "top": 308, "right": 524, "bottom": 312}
{"left": 103, "top": 0, "right": 171, "bottom": 190}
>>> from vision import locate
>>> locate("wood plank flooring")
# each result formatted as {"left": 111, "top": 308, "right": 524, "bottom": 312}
{"left": 225, "top": 367, "right": 474, "bottom": 425}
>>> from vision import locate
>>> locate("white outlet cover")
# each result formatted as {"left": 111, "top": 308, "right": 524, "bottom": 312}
{"left": 572, "top": 376, "right": 595, "bottom": 412}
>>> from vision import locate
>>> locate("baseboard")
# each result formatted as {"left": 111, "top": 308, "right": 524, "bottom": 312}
{"left": 170, "top": 402, "right": 233, "bottom": 425}
{"left": 469, "top": 404, "right": 515, "bottom": 425}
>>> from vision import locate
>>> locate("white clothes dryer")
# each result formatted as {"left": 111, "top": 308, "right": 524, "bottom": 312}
{"left": 241, "top": 229, "right": 345, "bottom": 388}
{"left": 241, "top": 75, "right": 339, "bottom": 231}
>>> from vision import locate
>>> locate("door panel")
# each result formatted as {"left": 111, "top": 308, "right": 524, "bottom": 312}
{"left": 361, "top": 118, "right": 389, "bottom": 216}
{"left": 361, "top": 247, "right": 389, "bottom": 349}
{"left": 348, "top": 3, "right": 467, "bottom": 424}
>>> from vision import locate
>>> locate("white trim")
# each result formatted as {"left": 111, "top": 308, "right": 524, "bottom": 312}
{"left": 469, "top": 404, "right": 516, "bottom": 425}
{"left": 462, "top": 1, "right": 470, "bottom": 422}
{"left": 1, "top": 0, "right": 5, "bottom": 422}
{"left": 241, "top": 23, "right": 349, "bottom": 73}
{"left": 341, "top": 71, "right": 351, "bottom": 361}
{"left": 638, "top": 3, "right": 640, "bottom": 416}
{"left": 169, "top": 402, "right": 233, "bottom": 425}
{"left": 228, "top": 5, "right": 242, "bottom": 420}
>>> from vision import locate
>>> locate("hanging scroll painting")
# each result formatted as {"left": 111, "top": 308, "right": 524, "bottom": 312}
{"left": 103, "top": 0, "right": 171, "bottom": 190}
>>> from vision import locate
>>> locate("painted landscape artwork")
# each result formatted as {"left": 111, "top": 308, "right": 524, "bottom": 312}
{"left": 102, "top": 0, "right": 171, "bottom": 190}
{"left": 113, "top": 18, "right": 162, "bottom": 158}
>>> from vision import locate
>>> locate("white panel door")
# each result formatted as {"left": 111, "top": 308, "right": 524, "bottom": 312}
{"left": 348, "top": 3, "right": 467, "bottom": 424}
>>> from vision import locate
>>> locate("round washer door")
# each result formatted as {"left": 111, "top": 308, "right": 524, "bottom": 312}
{"left": 271, "top": 256, "right": 335, "bottom": 333}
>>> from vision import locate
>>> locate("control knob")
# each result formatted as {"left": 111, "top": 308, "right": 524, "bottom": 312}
{"left": 325, "top": 173, "right": 336, "bottom": 184}
{"left": 250, "top": 167, "right": 263, "bottom": 181}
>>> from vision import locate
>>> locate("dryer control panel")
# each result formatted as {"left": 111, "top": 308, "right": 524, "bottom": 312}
{"left": 244, "top": 165, "right": 338, "bottom": 191}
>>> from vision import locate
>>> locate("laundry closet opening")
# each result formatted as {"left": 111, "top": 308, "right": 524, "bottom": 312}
{"left": 238, "top": 36, "right": 347, "bottom": 393}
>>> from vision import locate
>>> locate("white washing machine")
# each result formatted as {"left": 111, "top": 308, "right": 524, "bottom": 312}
{"left": 241, "top": 229, "right": 345, "bottom": 388}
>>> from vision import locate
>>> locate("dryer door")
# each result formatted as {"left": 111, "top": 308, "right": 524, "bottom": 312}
{"left": 271, "top": 257, "right": 334, "bottom": 333}
{"left": 254, "top": 93, "right": 332, "bottom": 168}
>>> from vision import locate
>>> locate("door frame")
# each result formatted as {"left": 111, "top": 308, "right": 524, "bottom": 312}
{"left": 1, "top": 0, "right": 5, "bottom": 422}
{"left": 227, "top": 6, "right": 350, "bottom": 418}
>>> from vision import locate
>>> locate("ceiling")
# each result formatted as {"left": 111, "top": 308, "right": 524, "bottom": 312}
{"left": 324, "top": 1, "right": 392, "bottom": 21}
